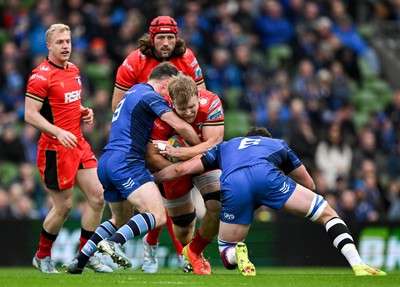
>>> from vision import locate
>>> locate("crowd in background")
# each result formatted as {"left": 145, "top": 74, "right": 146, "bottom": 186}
{"left": 1, "top": 0, "right": 400, "bottom": 222}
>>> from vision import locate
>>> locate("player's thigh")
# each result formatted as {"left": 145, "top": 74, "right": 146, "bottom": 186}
{"left": 48, "top": 186, "right": 74, "bottom": 211}
{"left": 281, "top": 184, "right": 316, "bottom": 217}
{"left": 218, "top": 221, "right": 250, "bottom": 243}
{"left": 75, "top": 168, "right": 104, "bottom": 199}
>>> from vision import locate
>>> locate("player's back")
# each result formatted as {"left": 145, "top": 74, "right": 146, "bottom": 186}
{"left": 206, "top": 136, "right": 301, "bottom": 181}
{"left": 104, "top": 83, "right": 172, "bottom": 158}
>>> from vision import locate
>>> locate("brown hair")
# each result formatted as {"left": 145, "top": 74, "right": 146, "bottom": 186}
{"left": 138, "top": 34, "right": 187, "bottom": 58}
{"left": 167, "top": 74, "right": 198, "bottom": 107}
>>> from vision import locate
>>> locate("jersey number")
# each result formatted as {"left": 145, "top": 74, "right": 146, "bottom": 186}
{"left": 112, "top": 98, "right": 126, "bottom": 122}
{"left": 238, "top": 138, "right": 261, "bottom": 150}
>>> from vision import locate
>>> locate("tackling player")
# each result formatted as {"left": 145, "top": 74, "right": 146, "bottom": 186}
{"left": 143, "top": 74, "right": 224, "bottom": 275}
{"left": 111, "top": 15, "right": 207, "bottom": 266}
{"left": 63, "top": 62, "right": 201, "bottom": 273}
{"left": 153, "top": 127, "right": 387, "bottom": 277}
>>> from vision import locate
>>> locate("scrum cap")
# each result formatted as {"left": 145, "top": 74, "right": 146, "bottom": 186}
{"left": 149, "top": 16, "right": 178, "bottom": 40}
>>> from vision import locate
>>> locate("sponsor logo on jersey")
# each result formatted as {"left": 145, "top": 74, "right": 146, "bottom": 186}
{"left": 64, "top": 89, "right": 81, "bottom": 103}
{"left": 223, "top": 212, "right": 235, "bottom": 220}
{"left": 199, "top": 97, "right": 208, "bottom": 106}
{"left": 40, "top": 65, "right": 50, "bottom": 71}
{"left": 122, "top": 59, "right": 134, "bottom": 72}
{"left": 30, "top": 74, "right": 47, "bottom": 81}
{"left": 194, "top": 67, "right": 202, "bottom": 78}
{"left": 122, "top": 177, "right": 135, "bottom": 189}
{"left": 208, "top": 107, "right": 222, "bottom": 120}
{"left": 208, "top": 99, "right": 220, "bottom": 112}
{"left": 279, "top": 182, "right": 290, "bottom": 194}
{"left": 190, "top": 59, "right": 198, "bottom": 67}
{"left": 153, "top": 120, "right": 166, "bottom": 131}
{"left": 238, "top": 138, "right": 261, "bottom": 150}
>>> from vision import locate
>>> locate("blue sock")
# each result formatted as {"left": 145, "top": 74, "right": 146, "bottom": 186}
{"left": 77, "top": 220, "right": 117, "bottom": 267}
{"left": 109, "top": 212, "right": 155, "bottom": 245}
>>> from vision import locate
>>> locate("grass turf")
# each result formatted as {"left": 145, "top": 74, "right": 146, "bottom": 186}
{"left": 0, "top": 267, "right": 398, "bottom": 287}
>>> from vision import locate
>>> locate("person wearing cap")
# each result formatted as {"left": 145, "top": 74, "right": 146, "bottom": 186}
{"left": 111, "top": 15, "right": 206, "bottom": 112}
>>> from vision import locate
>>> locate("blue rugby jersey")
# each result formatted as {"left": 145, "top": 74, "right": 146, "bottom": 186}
{"left": 103, "top": 83, "right": 172, "bottom": 158}
{"left": 203, "top": 136, "right": 302, "bottom": 182}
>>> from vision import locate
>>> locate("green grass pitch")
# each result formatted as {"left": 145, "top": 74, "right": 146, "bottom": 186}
{"left": 0, "top": 267, "right": 398, "bottom": 287}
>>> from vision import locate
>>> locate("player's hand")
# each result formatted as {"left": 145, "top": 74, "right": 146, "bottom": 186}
{"left": 56, "top": 129, "right": 78, "bottom": 149}
{"left": 81, "top": 107, "right": 94, "bottom": 125}
{"left": 153, "top": 140, "right": 174, "bottom": 156}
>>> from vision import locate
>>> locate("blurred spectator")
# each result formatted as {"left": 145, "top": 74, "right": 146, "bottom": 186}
{"left": 386, "top": 179, "right": 400, "bottom": 221}
{"left": 286, "top": 97, "right": 317, "bottom": 169}
{"left": 204, "top": 47, "right": 242, "bottom": 104}
{"left": 8, "top": 181, "right": 39, "bottom": 219}
{"left": 351, "top": 126, "right": 383, "bottom": 181}
{"left": 331, "top": 14, "right": 380, "bottom": 75}
{"left": 336, "top": 189, "right": 358, "bottom": 222}
{"left": 176, "top": 1, "right": 210, "bottom": 59}
{"left": 0, "top": 186, "right": 13, "bottom": 219}
{"left": 315, "top": 122, "right": 352, "bottom": 191}
{"left": 352, "top": 180, "right": 379, "bottom": 221}
{"left": 0, "top": 123, "right": 26, "bottom": 164}
{"left": 384, "top": 89, "right": 400, "bottom": 136}
{"left": 12, "top": 162, "right": 45, "bottom": 209}
{"left": 254, "top": 0, "right": 294, "bottom": 50}
{"left": 19, "top": 124, "right": 39, "bottom": 164}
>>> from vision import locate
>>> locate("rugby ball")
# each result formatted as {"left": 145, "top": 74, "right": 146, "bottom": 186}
{"left": 167, "top": 135, "right": 190, "bottom": 162}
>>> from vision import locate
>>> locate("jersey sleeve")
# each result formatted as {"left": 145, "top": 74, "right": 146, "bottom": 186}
{"left": 202, "top": 144, "right": 220, "bottom": 170}
{"left": 26, "top": 70, "right": 49, "bottom": 102}
{"left": 205, "top": 92, "right": 224, "bottom": 125}
{"left": 279, "top": 140, "right": 302, "bottom": 174}
{"left": 183, "top": 49, "right": 204, "bottom": 86}
{"left": 115, "top": 52, "right": 138, "bottom": 91}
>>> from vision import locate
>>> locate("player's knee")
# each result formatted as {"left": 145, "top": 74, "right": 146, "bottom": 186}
{"left": 204, "top": 198, "right": 221, "bottom": 216}
{"left": 305, "top": 194, "right": 328, "bottom": 222}
{"left": 171, "top": 210, "right": 196, "bottom": 227}
{"left": 202, "top": 190, "right": 221, "bottom": 203}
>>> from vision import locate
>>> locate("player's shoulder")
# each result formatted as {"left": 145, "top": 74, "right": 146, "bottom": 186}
{"left": 199, "top": 89, "right": 222, "bottom": 109}
{"left": 199, "top": 88, "right": 220, "bottom": 100}
{"left": 180, "top": 48, "right": 198, "bottom": 63}
{"left": 126, "top": 48, "right": 144, "bottom": 61}
{"left": 31, "top": 59, "right": 52, "bottom": 75}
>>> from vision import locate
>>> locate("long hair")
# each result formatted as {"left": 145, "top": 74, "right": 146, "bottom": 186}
{"left": 138, "top": 34, "right": 187, "bottom": 59}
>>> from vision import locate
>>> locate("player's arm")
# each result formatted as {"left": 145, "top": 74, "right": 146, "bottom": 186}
{"left": 111, "top": 87, "right": 127, "bottom": 112}
{"left": 145, "top": 140, "right": 173, "bottom": 172}
{"left": 286, "top": 165, "right": 316, "bottom": 191}
{"left": 25, "top": 97, "right": 78, "bottom": 149}
{"left": 160, "top": 111, "right": 201, "bottom": 146}
{"left": 162, "top": 125, "right": 223, "bottom": 161}
{"left": 153, "top": 155, "right": 205, "bottom": 183}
